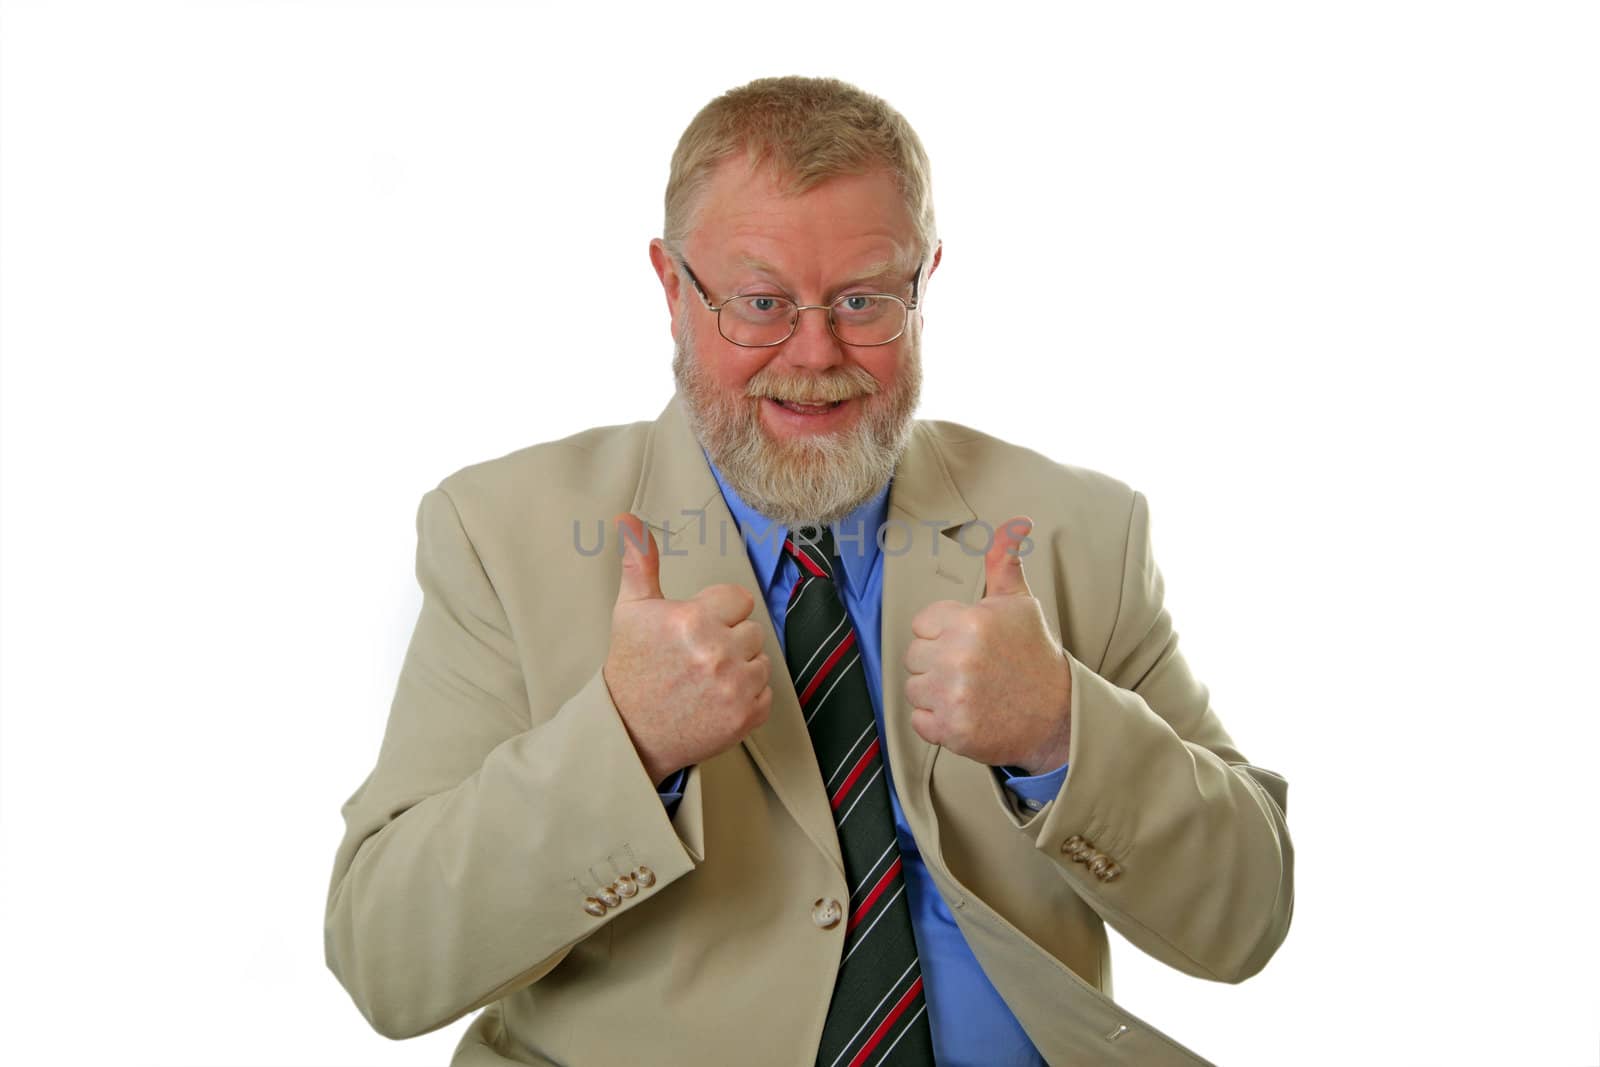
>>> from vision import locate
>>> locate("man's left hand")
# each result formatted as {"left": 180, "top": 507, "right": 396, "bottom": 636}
{"left": 903, "top": 516, "right": 1073, "bottom": 776}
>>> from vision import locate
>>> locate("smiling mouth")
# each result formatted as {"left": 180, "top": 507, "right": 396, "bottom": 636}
{"left": 769, "top": 398, "right": 846, "bottom": 414}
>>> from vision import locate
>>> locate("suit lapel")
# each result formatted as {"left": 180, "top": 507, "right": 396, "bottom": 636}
{"left": 631, "top": 394, "right": 843, "bottom": 875}
{"left": 878, "top": 422, "right": 985, "bottom": 833}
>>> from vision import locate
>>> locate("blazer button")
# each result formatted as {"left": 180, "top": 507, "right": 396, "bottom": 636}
{"left": 1088, "top": 854, "right": 1111, "bottom": 878}
{"left": 636, "top": 866, "right": 657, "bottom": 888}
{"left": 1062, "top": 835, "right": 1091, "bottom": 860}
{"left": 812, "top": 898, "right": 843, "bottom": 929}
{"left": 599, "top": 886, "right": 622, "bottom": 908}
{"left": 616, "top": 874, "right": 639, "bottom": 898}
{"left": 582, "top": 897, "right": 607, "bottom": 917}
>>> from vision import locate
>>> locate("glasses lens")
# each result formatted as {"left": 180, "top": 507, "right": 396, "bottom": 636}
{"left": 719, "top": 296, "right": 797, "bottom": 346}
{"left": 830, "top": 295, "right": 907, "bottom": 345}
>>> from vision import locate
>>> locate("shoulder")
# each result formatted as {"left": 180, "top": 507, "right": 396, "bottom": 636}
{"left": 437, "top": 416, "right": 652, "bottom": 500}
{"left": 913, "top": 417, "right": 1138, "bottom": 531}
{"left": 425, "top": 415, "right": 655, "bottom": 547}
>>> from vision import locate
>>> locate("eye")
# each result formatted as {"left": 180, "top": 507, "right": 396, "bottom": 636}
{"left": 840, "top": 295, "right": 874, "bottom": 313}
{"left": 725, "top": 294, "right": 792, "bottom": 326}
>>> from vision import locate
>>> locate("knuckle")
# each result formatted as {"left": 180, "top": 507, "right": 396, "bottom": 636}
{"left": 671, "top": 607, "right": 701, "bottom": 644}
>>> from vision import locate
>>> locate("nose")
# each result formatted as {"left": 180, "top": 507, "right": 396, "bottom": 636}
{"left": 777, "top": 305, "right": 846, "bottom": 371}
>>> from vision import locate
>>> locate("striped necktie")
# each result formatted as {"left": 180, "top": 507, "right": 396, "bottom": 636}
{"left": 782, "top": 525, "right": 935, "bottom": 1067}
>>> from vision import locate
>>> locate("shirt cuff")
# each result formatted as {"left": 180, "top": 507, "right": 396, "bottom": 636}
{"left": 657, "top": 768, "right": 689, "bottom": 818}
{"left": 998, "top": 761, "right": 1069, "bottom": 814}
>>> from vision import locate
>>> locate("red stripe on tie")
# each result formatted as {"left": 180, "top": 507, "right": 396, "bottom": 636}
{"left": 846, "top": 976, "right": 924, "bottom": 1067}
{"left": 848, "top": 854, "right": 901, "bottom": 929}
{"left": 785, "top": 538, "right": 828, "bottom": 578}
{"left": 798, "top": 629, "right": 857, "bottom": 705}
{"left": 831, "top": 738, "right": 882, "bottom": 812}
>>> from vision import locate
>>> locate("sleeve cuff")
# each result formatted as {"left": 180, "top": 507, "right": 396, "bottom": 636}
{"left": 998, "top": 760, "right": 1070, "bottom": 813}
{"left": 657, "top": 767, "right": 689, "bottom": 817}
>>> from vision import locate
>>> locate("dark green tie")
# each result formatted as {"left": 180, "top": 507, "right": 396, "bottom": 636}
{"left": 782, "top": 525, "right": 935, "bottom": 1067}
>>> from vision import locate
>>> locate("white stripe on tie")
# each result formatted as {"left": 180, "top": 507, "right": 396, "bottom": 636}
{"left": 842, "top": 883, "right": 908, "bottom": 964}
{"left": 826, "top": 960, "right": 918, "bottom": 1067}
{"left": 793, "top": 534, "right": 831, "bottom": 577}
{"left": 794, "top": 612, "right": 848, "bottom": 684}
{"left": 825, "top": 724, "right": 875, "bottom": 790}
{"left": 850, "top": 842, "right": 897, "bottom": 902}
{"left": 805, "top": 652, "right": 862, "bottom": 725}
{"left": 788, "top": 576, "right": 819, "bottom": 616}
{"left": 874, "top": 1002, "right": 930, "bottom": 1064}
{"left": 836, "top": 763, "right": 883, "bottom": 828}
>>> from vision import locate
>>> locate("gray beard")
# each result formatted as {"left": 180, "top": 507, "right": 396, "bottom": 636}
{"left": 672, "top": 322, "right": 922, "bottom": 528}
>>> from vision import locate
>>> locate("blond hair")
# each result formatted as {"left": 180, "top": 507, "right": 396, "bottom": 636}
{"left": 663, "top": 76, "right": 937, "bottom": 259}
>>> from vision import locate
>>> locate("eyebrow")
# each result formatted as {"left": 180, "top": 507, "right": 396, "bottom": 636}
{"left": 733, "top": 254, "right": 908, "bottom": 291}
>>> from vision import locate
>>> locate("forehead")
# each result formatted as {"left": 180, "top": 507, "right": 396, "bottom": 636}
{"left": 684, "top": 156, "right": 920, "bottom": 283}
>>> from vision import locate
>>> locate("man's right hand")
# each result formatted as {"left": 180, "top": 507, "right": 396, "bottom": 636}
{"left": 602, "top": 512, "right": 773, "bottom": 786}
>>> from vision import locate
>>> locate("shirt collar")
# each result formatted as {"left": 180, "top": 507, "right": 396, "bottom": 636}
{"left": 704, "top": 450, "right": 889, "bottom": 600}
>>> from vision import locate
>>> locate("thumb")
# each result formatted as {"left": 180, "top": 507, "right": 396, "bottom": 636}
{"left": 983, "top": 515, "right": 1034, "bottom": 599}
{"left": 614, "top": 513, "right": 663, "bottom": 602}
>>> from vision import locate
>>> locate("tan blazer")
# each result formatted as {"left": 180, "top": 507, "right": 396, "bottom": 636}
{"left": 324, "top": 393, "right": 1293, "bottom": 1066}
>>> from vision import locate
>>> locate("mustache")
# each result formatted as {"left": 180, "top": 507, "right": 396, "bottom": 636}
{"left": 743, "top": 367, "right": 881, "bottom": 404}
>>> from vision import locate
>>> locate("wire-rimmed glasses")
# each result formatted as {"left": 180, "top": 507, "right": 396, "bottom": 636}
{"left": 676, "top": 257, "right": 922, "bottom": 348}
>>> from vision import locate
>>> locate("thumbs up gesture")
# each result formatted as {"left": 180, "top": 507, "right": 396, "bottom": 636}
{"left": 603, "top": 513, "right": 773, "bottom": 785}
{"left": 903, "top": 517, "right": 1073, "bottom": 774}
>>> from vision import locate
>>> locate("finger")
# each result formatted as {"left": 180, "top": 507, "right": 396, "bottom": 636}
{"left": 909, "top": 706, "right": 944, "bottom": 746}
{"left": 614, "top": 513, "right": 663, "bottom": 602}
{"left": 904, "top": 672, "right": 939, "bottom": 713}
{"left": 910, "top": 599, "right": 966, "bottom": 640}
{"left": 902, "top": 636, "right": 938, "bottom": 675}
{"left": 742, "top": 655, "right": 772, "bottom": 694}
{"left": 983, "top": 515, "right": 1034, "bottom": 599}
{"left": 730, "top": 618, "right": 765, "bottom": 660}
{"left": 750, "top": 684, "right": 773, "bottom": 727}
{"left": 694, "top": 582, "right": 757, "bottom": 626}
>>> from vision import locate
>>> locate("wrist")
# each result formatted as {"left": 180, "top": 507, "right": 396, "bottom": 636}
{"left": 1018, "top": 659, "right": 1073, "bottom": 775}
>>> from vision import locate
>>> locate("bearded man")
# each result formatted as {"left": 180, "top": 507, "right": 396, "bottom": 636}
{"left": 325, "top": 75, "right": 1293, "bottom": 1067}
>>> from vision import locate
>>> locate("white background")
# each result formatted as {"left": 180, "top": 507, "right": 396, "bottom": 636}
{"left": 2, "top": 1, "right": 1596, "bottom": 1064}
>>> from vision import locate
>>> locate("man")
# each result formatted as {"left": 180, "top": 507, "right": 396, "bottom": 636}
{"left": 324, "top": 76, "right": 1292, "bottom": 1067}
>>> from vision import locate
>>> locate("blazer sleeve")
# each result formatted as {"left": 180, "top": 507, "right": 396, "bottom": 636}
{"left": 1011, "top": 489, "right": 1293, "bottom": 983}
{"left": 323, "top": 487, "right": 701, "bottom": 1039}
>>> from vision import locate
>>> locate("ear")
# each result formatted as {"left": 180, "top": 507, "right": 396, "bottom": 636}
{"left": 648, "top": 238, "right": 686, "bottom": 338}
{"left": 917, "top": 240, "right": 942, "bottom": 329}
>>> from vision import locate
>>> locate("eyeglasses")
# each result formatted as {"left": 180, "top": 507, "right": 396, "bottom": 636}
{"left": 676, "top": 257, "right": 923, "bottom": 348}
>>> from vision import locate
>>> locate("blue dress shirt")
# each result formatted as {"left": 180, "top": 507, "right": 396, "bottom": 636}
{"left": 655, "top": 455, "right": 1069, "bottom": 1066}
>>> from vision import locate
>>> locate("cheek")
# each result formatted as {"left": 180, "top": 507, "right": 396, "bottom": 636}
{"left": 856, "top": 349, "right": 905, "bottom": 389}
{"left": 691, "top": 337, "right": 757, "bottom": 392}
